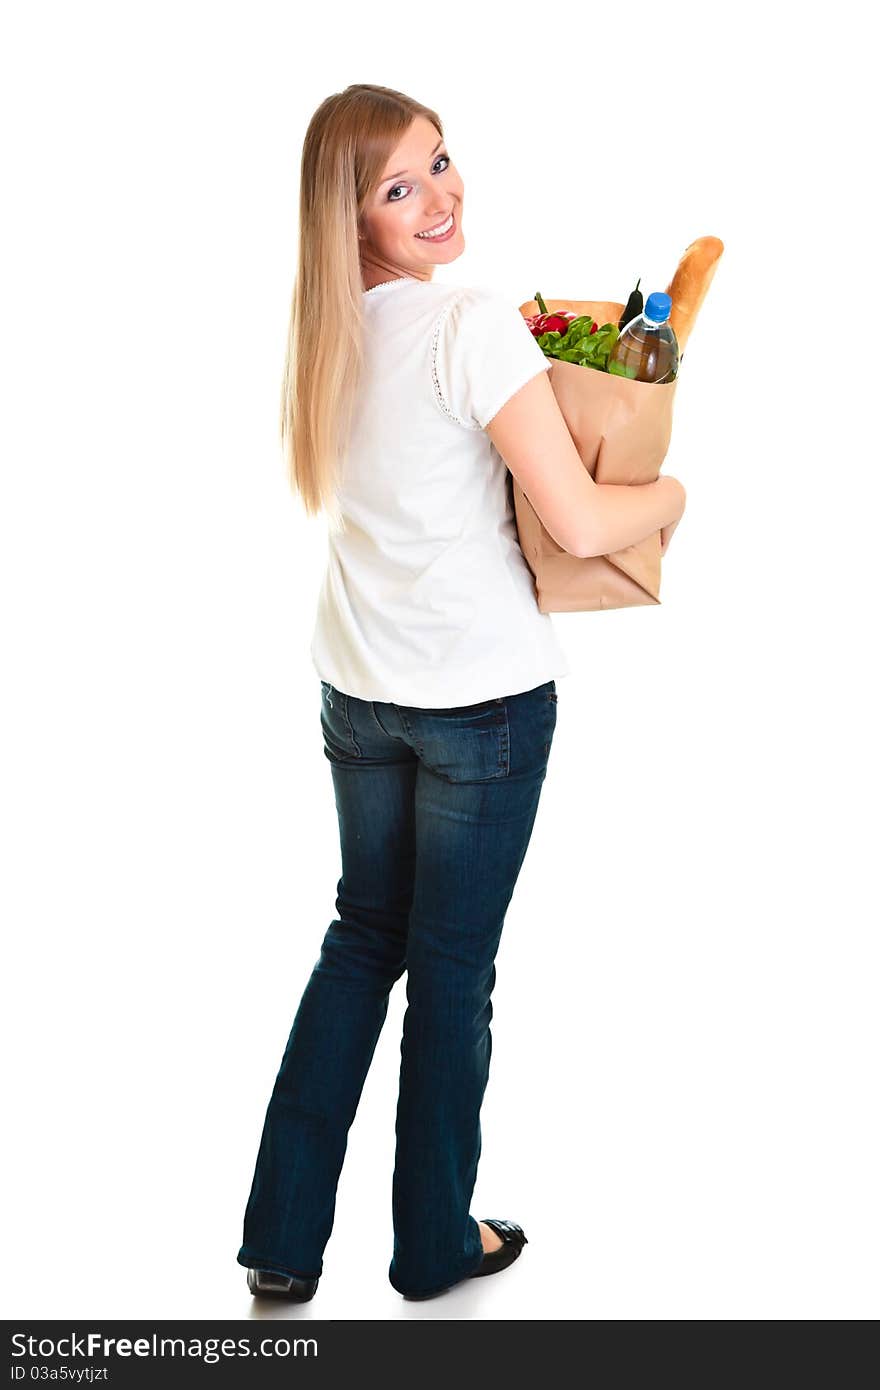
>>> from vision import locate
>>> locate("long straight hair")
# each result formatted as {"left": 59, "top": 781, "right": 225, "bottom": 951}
{"left": 282, "top": 84, "right": 443, "bottom": 533}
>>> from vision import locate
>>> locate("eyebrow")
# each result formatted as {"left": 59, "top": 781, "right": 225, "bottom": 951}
{"left": 379, "top": 138, "right": 445, "bottom": 187}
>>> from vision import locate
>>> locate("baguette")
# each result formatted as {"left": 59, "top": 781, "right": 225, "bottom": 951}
{"left": 664, "top": 235, "right": 724, "bottom": 353}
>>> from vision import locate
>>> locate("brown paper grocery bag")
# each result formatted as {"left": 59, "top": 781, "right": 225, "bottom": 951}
{"left": 513, "top": 236, "right": 723, "bottom": 612}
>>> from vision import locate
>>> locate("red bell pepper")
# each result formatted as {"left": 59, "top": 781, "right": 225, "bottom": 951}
{"left": 525, "top": 291, "right": 577, "bottom": 338}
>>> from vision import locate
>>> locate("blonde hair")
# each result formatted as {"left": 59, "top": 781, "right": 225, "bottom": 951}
{"left": 281, "top": 84, "right": 443, "bottom": 533}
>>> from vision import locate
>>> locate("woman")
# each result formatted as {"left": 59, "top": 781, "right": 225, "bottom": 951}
{"left": 237, "top": 84, "right": 686, "bottom": 1304}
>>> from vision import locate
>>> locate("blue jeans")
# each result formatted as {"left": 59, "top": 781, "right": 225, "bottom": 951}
{"left": 236, "top": 677, "right": 558, "bottom": 1298}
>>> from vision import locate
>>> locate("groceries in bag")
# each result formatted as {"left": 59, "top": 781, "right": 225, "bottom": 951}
{"left": 526, "top": 291, "right": 620, "bottom": 372}
{"left": 607, "top": 291, "right": 680, "bottom": 383}
{"left": 525, "top": 284, "right": 679, "bottom": 382}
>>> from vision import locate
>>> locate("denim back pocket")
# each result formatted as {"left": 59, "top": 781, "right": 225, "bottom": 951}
{"left": 320, "top": 681, "right": 362, "bottom": 761}
{"left": 399, "top": 697, "right": 510, "bottom": 784}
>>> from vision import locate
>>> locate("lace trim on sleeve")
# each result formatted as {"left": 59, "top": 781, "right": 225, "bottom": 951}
{"left": 429, "top": 292, "right": 480, "bottom": 430}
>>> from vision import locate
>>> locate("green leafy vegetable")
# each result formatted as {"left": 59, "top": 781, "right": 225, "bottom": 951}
{"left": 535, "top": 315, "right": 621, "bottom": 373}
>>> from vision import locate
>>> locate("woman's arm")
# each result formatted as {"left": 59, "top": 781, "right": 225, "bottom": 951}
{"left": 486, "top": 369, "right": 686, "bottom": 558}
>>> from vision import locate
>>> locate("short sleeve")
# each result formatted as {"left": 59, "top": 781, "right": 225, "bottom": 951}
{"left": 432, "top": 287, "right": 551, "bottom": 430}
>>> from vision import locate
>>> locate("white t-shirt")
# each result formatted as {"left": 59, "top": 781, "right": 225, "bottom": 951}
{"left": 309, "top": 275, "right": 571, "bottom": 707}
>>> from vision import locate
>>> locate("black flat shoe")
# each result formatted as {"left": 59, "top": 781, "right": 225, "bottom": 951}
{"left": 469, "top": 1218, "right": 528, "bottom": 1279}
{"left": 247, "top": 1267, "right": 319, "bottom": 1302}
{"left": 402, "top": 1218, "right": 528, "bottom": 1300}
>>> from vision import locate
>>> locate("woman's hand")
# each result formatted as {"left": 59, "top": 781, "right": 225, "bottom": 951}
{"left": 659, "top": 478, "right": 686, "bottom": 557}
{"left": 659, "top": 515, "right": 681, "bottom": 556}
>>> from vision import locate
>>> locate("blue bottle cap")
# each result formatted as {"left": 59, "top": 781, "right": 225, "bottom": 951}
{"left": 644, "top": 291, "right": 672, "bottom": 324}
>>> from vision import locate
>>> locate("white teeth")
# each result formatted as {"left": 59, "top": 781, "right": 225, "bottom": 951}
{"left": 416, "top": 213, "right": 454, "bottom": 238}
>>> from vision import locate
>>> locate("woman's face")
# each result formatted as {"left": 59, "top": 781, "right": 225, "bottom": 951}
{"left": 359, "top": 115, "right": 464, "bottom": 283}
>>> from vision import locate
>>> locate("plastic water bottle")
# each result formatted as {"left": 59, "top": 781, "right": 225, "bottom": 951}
{"left": 608, "top": 290, "right": 679, "bottom": 383}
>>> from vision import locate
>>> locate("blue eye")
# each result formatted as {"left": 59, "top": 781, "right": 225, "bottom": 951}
{"left": 387, "top": 153, "right": 451, "bottom": 202}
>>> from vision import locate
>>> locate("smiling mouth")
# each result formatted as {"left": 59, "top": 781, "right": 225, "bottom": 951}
{"left": 415, "top": 211, "right": 455, "bottom": 239}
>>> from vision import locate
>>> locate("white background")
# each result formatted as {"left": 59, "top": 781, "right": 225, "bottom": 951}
{"left": 2, "top": 0, "right": 877, "bottom": 1321}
